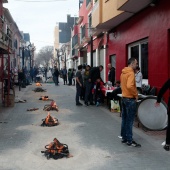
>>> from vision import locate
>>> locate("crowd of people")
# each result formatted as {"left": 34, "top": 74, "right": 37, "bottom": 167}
{"left": 75, "top": 64, "right": 117, "bottom": 107}
{"left": 5, "top": 59, "right": 170, "bottom": 151}
{"left": 74, "top": 58, "right": 170, "bottom": 152}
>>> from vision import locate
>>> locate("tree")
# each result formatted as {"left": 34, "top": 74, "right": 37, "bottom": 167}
{"left": 35, "top": 46, "right": 53, "bottom": 67}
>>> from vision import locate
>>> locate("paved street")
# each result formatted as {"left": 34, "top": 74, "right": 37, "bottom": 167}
{"left": 0, "top": 82, "right": 170, "bottom": 170}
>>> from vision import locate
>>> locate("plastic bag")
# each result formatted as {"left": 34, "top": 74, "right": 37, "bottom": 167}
{"left": 111, "top": 100, "right": 120, "bottom": 112}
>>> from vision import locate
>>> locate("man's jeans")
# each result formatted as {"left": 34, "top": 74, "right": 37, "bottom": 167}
{"left": 53, "top": 76, "right": 58, "bottom": 85}
{"left": 85, "top": 82, "right": 93, "bottom": 103}
{"left": 121, "top": 98, "right": 137, "bottom": 143}
{"left": 76, "top": 85, "right": 82, "bottom": 104}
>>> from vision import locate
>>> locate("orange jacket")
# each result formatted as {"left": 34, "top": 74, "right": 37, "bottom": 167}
{"left": 120, "top": 67, "right": 138, "bottom": 99}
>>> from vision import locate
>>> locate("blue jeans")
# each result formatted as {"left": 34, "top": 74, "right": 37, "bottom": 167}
{"left": 121, "top": 98, "right": 137, "bottom": 143}
{"left": 85, "top": 82, "right": 93, "bottom": 103}
{"left": 76, "top": 85, "right": 82, "bottom": 104}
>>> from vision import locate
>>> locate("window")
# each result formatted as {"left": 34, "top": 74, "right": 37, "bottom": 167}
{"left": 128, "top": 40, "right": 148, "bottom": 79}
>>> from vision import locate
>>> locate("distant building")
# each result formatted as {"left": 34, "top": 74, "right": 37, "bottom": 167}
{"left": 23, "top": 33, "right": 30, "bottom": 42}
{"left": 59, "top": 15, "right": 77, "bottom": 44}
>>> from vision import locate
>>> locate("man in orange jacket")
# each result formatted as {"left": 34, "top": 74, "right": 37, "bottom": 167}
{"left": 120, "top": 58, "right": 141, "bottom": 147}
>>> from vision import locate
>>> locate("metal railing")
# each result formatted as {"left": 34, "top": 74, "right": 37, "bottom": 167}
{"left": 0, "top": 28, "right": 13, "bottom": 49}
{"left": 86, "top": 0, "right": 92, "bottom": 7}
{"left": 72, "top": 34, "right": 80, "bottom": 48}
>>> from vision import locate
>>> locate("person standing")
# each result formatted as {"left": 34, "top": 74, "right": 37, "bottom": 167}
{"left": 80, "top": 64, "right": 86, "bottom": 100}
{"left": 84, "top": 65, "right": 103, "bottom": 106}
{"left": 53, "top": 66, "right": 59, "bottom": 86}
{"left": 120, "top": 58, "right": 141, "bottom": 147}
{"left": 75, "top": 65, "right": 83, "bottom": 106}
{"left": 84, "top": 65, "right": 91, "bottom": 100}
{"left": 68, "top": 68, "right": 73, "bottom": 86}
{"left": 108, "top": 63, "right": 115, "bottom": 86}
{"left": 155, "top": 79, "right": 170, "bottom": 151}
{"left": 44, "top": 67, "right": 47, "bottom": 81}
{"left": 61, "top": 66, "right": 67, "bottom": 85}
{"left": 30, "top": 67, "right": 34, "bottom": 83}
{"left": 135, "top": 66, "right": 143, "bottom": 94}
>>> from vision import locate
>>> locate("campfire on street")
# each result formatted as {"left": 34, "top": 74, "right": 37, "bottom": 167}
{"left": 41, "top": 112, "right": 59, "bottom": 126}
{"left": 43, "top": 100, "right": 59, "bottom": 112}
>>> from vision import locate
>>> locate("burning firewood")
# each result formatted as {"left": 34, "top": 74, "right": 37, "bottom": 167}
{"left": 41, "top": 138, "right": 73, "bottom": 160}
{"left": 33, "top": 87, "right": 46, "bottom": 92}
{"left": 43, "top": 100, "right": 59, "bottom": 112}
{"left": 39, "top": 96, "right": 53, "bottom": 101}
{"left": 27, "top": 108, "right": 39, "bottom": 111}
{"left": 41, "top": 112, "right": 59, "bottom": 126}
{"left": 36, "top": 82, "right": 42, "bottom": 86}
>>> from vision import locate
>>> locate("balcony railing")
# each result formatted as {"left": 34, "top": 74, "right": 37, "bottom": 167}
{"left": 72, "top": 34, "right": 80, "bottom": 49}
{"left": 0, "top": 28, "right": 13, "bottom": 50}
{"left": 86, "top": 0, "right": 92, "bottom": 7}
{"left": 80, "top": 23, "right": 91, "bottom": 44}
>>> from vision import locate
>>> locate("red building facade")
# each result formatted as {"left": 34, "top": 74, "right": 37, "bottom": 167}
{"left": 107, "top": 0, "right": 170, "bottom": 97}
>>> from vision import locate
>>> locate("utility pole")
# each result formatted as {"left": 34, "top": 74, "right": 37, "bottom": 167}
{"left": 90, "top": 35, "right": 93, "bottom": 67}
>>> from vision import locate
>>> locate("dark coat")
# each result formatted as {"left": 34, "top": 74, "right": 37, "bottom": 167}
{"left": 88, "top": 67, "right": 103, "bottom": 83}
{"left": 108, "top": 67, "right": 115, "bottom": 86}
{"left": 157, "top": 79, "right": 170, "bottom": 106}
{"left": 53, "top": 69, "right": 59, "bottom": 77}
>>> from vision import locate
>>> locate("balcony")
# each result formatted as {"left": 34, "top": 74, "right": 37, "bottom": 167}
{"left": 0, "top": 28, "right": 13, "bottom": 53}
{"left": 91, "top": 0, "right": 101, "bottom": 28}
{"left": 86, "top": 0, "right": 92, "bottom": 9}
{"left": 72, "top": 33, "right": 81, "bottom": 49}
{"left": 71, "top": 49, "right": 78, "bottom": 59}
{"left": 117, "top": 0, "right": 153, "bottom": 13}
{"left": 80, "top": 23, "right": 91, "bottom": 44}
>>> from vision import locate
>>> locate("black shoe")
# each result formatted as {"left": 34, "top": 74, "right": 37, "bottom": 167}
{"left": 121, "top": 139, "right": 127, "bottom": 144}
{"left": 90, "top": 102, "right": 95, "bottom": 105}
{"left": 127, "top": 141, "right": 141, "bottom": 147}
{"left": 164, "top": 144, "right": 170, "bottom": 151}
{"left": 84, "top": 102, "right": 89, "bottom": 106}
{"left": 76, "top": 103, "right": 83, "bottom": 106}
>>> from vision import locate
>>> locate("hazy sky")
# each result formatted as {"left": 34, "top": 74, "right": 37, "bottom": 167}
{"left": 4, "top": 0, "right": 79, "bottom": 52}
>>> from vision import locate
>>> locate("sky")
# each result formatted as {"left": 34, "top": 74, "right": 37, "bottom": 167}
{"left": 4, "top": 0, "right": 79, "bottom": 52}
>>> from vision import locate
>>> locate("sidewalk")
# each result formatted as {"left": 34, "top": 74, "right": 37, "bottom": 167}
{"left": 0, "top": 83, "right": 170, "bottom": 170}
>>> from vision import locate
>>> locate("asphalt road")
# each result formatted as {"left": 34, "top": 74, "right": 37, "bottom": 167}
{"left": 0, "top": 82, "right": 170, "bottom": 170}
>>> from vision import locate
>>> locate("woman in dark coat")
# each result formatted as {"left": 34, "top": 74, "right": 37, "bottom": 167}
{"left": 155, "top": 79, "right": 170, "bottom": 151}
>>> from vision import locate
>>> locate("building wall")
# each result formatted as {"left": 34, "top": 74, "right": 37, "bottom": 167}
{"left": 91, "top": 0, "right": 102, "bottom": 28}
{"left": 59, "top": 15, "right": 76, "bottom": 44}
{"left": 107, "top": 0, "right": 170, "bottom": 97}
{"left": 102, "top": 0, "right": 122, "bottom": 23}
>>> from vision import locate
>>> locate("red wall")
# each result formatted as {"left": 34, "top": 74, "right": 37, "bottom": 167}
{"left": 79, "top": 1, "right": 93, "bottom": 28}
{"left": 107, "top": 0, "right": 170, "bottom": 95}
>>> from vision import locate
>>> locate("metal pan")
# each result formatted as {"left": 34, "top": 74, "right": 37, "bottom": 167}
{"left": 137, "top": 96, "right": 168, "bottom": 130}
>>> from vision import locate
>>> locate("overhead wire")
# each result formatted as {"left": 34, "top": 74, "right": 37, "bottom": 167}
{"left": 14, "top": 0, "right": 67, "bottom": 2}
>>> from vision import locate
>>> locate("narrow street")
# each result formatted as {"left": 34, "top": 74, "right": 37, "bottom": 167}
{"left": 0, "top": 82, "right": 170, "bottom": 170}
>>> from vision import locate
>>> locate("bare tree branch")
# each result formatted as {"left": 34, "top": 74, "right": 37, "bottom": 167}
{"left": 36, "top": 46, "right": 53, "bottom": 67}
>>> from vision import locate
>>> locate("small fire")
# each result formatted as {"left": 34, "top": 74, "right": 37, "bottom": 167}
{"left": 40, "top": 96, "right": 49, "bottom": 101}
{"left": 36, "top": 82, "right": 42, "bottom": 86}
{"left": 45, "top": 112, "right": 58, "bottom": 125}
{"left": 50, "top": 100, "right": 59, "bottom": 111}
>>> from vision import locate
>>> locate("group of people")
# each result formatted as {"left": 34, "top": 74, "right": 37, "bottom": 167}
{"left": 75, "top": 65, "right": 103, "bottom": 106}
{"left": 52, "top": 66, "right": 76, "bottom": 86}
{"left": 74, "top": 58, "right": 170, "bottom": 151}
{"left": 75, "top": 63, "right": 116, "bottom": 107}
